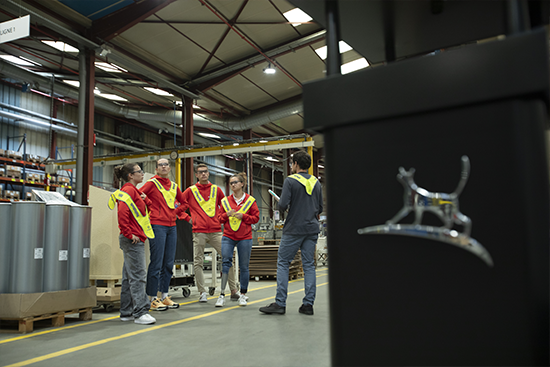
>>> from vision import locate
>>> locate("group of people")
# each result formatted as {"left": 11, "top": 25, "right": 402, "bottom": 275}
{"left": 109, "top": 150, "right": 323, "bottom": 325}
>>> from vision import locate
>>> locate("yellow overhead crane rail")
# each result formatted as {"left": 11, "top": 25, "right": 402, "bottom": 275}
{"left": 49, "top": 136, "right": 315, "bottom": 170}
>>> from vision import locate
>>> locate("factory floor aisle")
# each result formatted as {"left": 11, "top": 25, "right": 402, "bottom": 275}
{"left": 0, "top": 266, "right": 330, "bottom": 367}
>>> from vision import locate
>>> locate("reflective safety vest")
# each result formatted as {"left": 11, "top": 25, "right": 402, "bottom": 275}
{"left": 190, "top": 184, "right": 218, "bottom": 217}
{"left": 108, "top": 189, "right": 155, "bottom": 239}
{"left": 149, "top": 178, "right": 177, "bottom": 209}
{"left": 289, "top": 174, "right": 318, "bottom": 195}
{"left": 221, "top": 195, "right": 256, "bottom": 232}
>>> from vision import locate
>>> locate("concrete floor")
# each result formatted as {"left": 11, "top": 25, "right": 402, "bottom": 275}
{"left": 0, "top": 266, "right": 330, "bottom": 367}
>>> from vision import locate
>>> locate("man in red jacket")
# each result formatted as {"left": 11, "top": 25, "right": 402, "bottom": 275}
{"left": 141, "top": 158, "right": 189, "bottom": 310}
{"left": 180, "top": 163, "right": 238, "bottom": 302}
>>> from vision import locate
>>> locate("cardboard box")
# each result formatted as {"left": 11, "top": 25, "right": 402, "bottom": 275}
{"left": 0, "top": 287, "right": 97, "bottom": 319}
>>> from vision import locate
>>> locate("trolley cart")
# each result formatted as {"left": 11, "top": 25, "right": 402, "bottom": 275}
{"left": 171, "top": 218, "right": 195, "bottom": 297}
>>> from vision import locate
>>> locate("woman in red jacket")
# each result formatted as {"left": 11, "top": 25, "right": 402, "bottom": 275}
{"left": 111, "top": 163, "right": 156, "bottom": 325}
{"left": 216, "top": 172, "right": 259, "bottom": 307}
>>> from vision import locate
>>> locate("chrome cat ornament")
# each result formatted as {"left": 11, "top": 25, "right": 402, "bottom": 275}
{"left": 358, "top": 156, "right": 493, "bottom": 267}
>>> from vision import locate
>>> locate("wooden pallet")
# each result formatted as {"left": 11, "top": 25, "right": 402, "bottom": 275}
{"left": 0, "top": 307, "right": 93, "bottom": 333}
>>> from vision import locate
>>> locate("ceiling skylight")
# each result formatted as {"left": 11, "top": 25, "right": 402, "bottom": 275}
{"left": 41, "top": 40, "right": 79, "bottom": 53}
{"left": 283, "top": 8, "right": 312, "bottom": 27}
{"left": 315, "top": 41, "right": 353, "bottom": 60}
{"left": 341, "top": 58, "right": 369, "bottom": 75}
{"left": 0, "top": 55, "right": 40, "bottom": 67}
{"left": 95, "top": 62, "right": 127, "bottom": 73}
{"left": 144, "top": 87, "right": 173, "bottom": 96}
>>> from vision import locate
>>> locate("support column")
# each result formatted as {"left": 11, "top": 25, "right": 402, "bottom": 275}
{"left": 49, "top": 101, "right": 58, "bottom": 160}
{"left": 243, "top": 129, "right": 253, "bottom": 195}
{"left": 79, "top": 49, "right": 95, "bottom": 205}
{"left": 182, "top": 96, "right": 194, "bottom": 188}
{"left": 313, "top": 148, "right": 320, "bottom": 178}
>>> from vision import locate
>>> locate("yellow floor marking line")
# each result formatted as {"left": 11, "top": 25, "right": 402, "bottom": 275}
{"left": 0, "top": 269, "right": 328, "bottom": 345}
{"left": 5, "top": 281, "right": 328, "bottom": 367}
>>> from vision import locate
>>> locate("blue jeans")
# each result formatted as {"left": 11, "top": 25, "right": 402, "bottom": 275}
{"left": 276, "top": 233, "right": 318, "bottom": 307}
{"left": 146, "top": 224, "right": 177, "bottom": 296}
{"left": 221, "top": 237, "right": 252, "bottom": 293}
{"left": 119, "top": 235, "right": 150, "bottom": 318}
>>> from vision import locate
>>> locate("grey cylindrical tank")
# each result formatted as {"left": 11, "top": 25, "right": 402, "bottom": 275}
{"left": 0, "top": 203, "right": 12, "bottom": 293}
{"left": 43, "top": 204, "right": 70, "bottom": 292}
{"left": 10, "top": 201, "right": 46, "bottom": 293}
{"left": 68, "top": 206, "right": 92, "bottom": 290}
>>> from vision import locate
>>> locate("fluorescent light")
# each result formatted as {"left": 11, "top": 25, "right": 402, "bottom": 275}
{"left": 95, "top": 62, "right": 127, "bottom": 73}
{"left": 263, "top": 64, "right": 276, "bottom": 74}
{"left": 193, "top": 104, "right": 201, "bottom": 109}
{"left": 259, "top": 140, "right": 268, "bottom": 143}
{"left": 144, "top": 87, "right": 173, "bottom": 96}
{"left": 283, "top": 8, "right": 312, "bottom": 26}
{"left": 62, "top": 80, "right": 80, "bottom": 87}
{"left": 0, "top": 55, "right": 40, "bottom": 66}
{"left": 265, "top": 156, "right": 279, "bottom": 162}
{"left": 318, "top": 165, "right": 324, "bottom": 168}
{"left": 198, "top": 132, "right": 221, "bottom": 139}
{"left": 99, "top": 94, "right": 128, "bottom": 101}
{"left": 341, "top": 58, "right": 369, "bottom": 75}
{"left": 41, "top": 40, "right": 79, "bottom": 53}
{"left": 233, "top": 142, "right": 240, "bottom": 146}
{"left": 314, "top": 41, "right": 353, "bottom": 60}
{"left": 63, "top": 80, "right": 100, "bottom": 94}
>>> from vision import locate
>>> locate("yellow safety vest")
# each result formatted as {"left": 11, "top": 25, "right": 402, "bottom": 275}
{"left": 289, "top": 174, "right": 318, "bottom": 195}
{"left": 108, "top": 189, "right": 155, "bottom": 239}
{"left": 190, "top": 184, "right": 218, "bottom": 217}
{"left": 221, "top": 195, "right": 256, "bottom": 232}
{"left": 149, "top": 178, "right": 177, "bottom": 209}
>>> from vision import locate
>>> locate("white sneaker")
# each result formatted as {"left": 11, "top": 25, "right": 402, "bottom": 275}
{"left": 238, "top": 294, "right": 247, "bottom": 306}
{"left": 215, "top": 294, "right": 225, "bottom": 307}
{"left": 231, "top": 291, "right": 249, "bottom": 301}
{"left": 199, "top": 292, "right": 208, "bottom": 303}
{"left": 134, "top": 313, "right": 156, "bottom": 325}
{"left": 120, "top": 315, "right": 134, "bottom": 321}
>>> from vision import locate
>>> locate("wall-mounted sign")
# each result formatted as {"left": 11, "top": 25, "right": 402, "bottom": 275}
{"left": 0, "top": 15, "right": 30, "bottom": 45}
{"left": 358, "top": 156, "right": 494, "bottom": 267}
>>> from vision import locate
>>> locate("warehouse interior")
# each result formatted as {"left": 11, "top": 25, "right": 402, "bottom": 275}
{"left": 1, "top": 1, "right": 550, "bottom": 366}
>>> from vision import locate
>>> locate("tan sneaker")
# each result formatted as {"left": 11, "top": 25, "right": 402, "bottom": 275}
{"left": 150, "top": 297, "right": 168, "bottom": 311}
{"left": 162, "top": 296, "right": 180, "bottom": 309}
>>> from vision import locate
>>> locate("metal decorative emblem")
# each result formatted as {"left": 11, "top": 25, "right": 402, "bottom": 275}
{"left": 358, "top": 156, "right": 493, "bottom": 267}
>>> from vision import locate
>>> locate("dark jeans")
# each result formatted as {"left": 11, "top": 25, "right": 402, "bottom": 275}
{"left": 146, "top": 224, "right": 177, "bottom": 296}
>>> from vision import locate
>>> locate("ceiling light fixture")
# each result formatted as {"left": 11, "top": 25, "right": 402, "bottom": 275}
{"left": 41, "top": 40, "right": 79, "bottom": 53}
{"left": 144, "top": 87, "right": 173, "bottom": 96}
{"left": 95, "top": 62, "right": 127, "bottom": 73}
{"left": 198, "top": 132, "right": 221, "bottom": 139}
{"left": 263, "top": 63, "right": 276, "bottom": 74}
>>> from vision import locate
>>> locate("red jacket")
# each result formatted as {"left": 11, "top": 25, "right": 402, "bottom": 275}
{"left": 117, "top": 183, "right": 152, "bottom": 242}
{"left": 218, "top": 193, "right": 259, "bottom": 241}
{"left": 140, "top": 175, "right": 189, "bottom": 226}
{"left": 181, "top": 182, "right": 225, "bottom": 233}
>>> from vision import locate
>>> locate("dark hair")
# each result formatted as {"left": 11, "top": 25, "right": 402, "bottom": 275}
{"left": 230, "top": 172, "right": 247, "bottom": 190}
{"left": 194, "top": 163, "right": 208, "bottom": 173}
{"left": 292, "top": 150, "right": 311, "bottom": 170}
{"left": 113, "top": 163, "right": 137, "bottom": 188}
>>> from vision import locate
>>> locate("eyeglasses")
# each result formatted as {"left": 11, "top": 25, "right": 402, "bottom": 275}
{"left": 158, "top": 163, "right": 169, "bottom": 167}
{"left": 229, "top": 181, "right": 241, "bottom": 185}
{"left": 132, "top": 170, "right": 144, "bottom": 174}
{"left": 197, "top": 170, "right": 208, "bottom": 175}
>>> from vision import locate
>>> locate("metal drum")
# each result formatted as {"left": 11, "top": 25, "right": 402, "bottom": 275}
{"left": 0, "top": 203, "right": 12, "bottom": 293}
{"left": 10, "top": 201, "right": 45, "bottom": 293}
{"left": 43, "top": 204, "right": 70, "bottom": 292}
{"left": 68, "top": 206, "right": 92, "bottom": 290}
